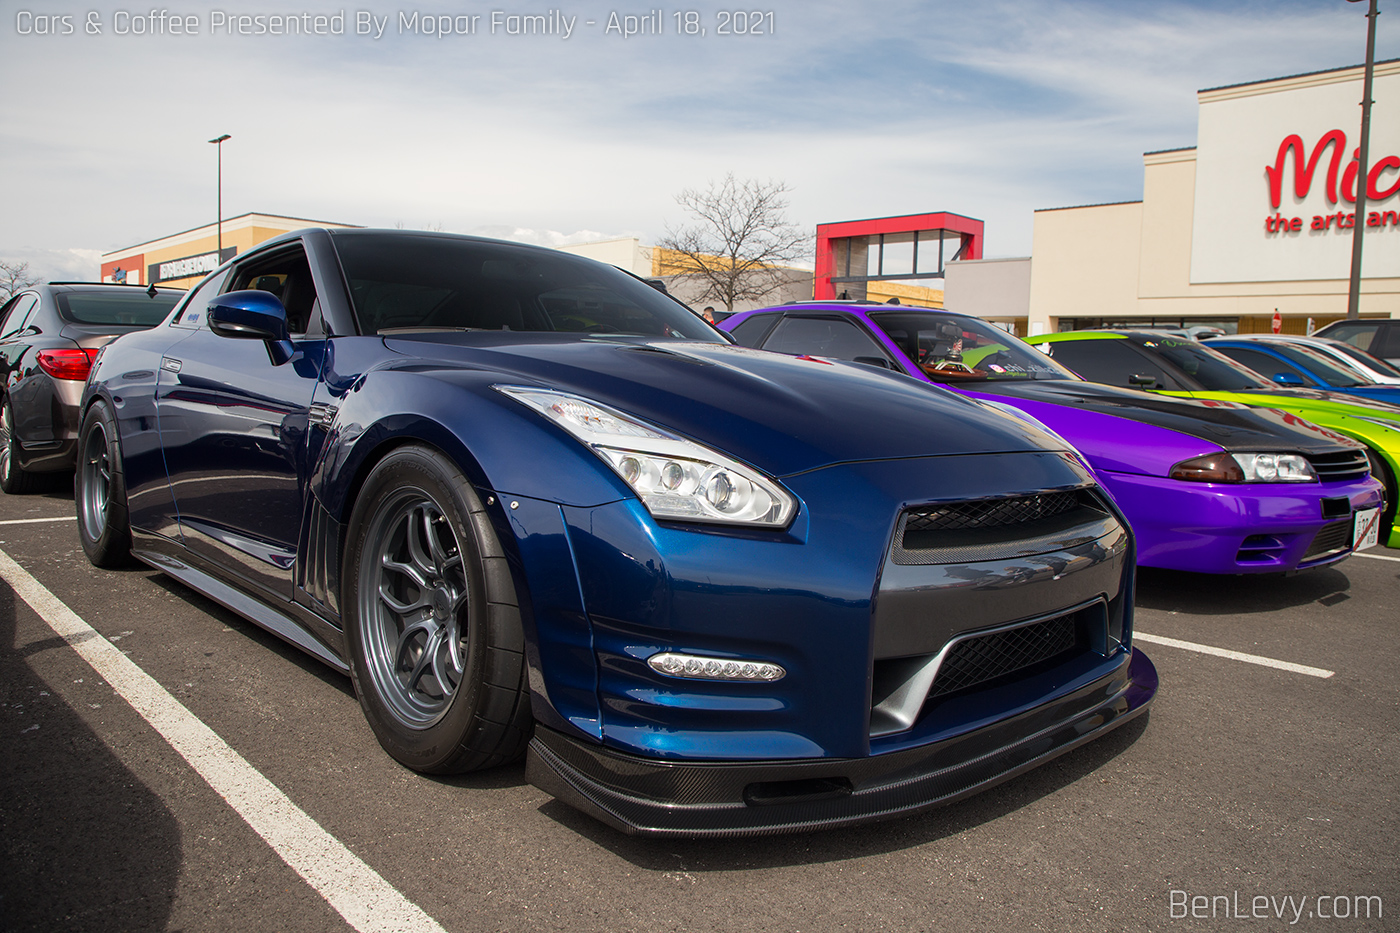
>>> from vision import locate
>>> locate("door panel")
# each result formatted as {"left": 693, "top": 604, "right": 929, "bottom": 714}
{"left": 157, "top": 245, "right": 327, "bottom": 601}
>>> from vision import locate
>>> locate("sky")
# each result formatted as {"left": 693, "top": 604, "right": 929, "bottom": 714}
{"left": 1, "top": 0, "right": 1396, "bottom": 283}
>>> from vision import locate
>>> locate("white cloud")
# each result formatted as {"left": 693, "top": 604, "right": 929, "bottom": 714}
{"left": 1, "top": 0, "right": 1393, "bottom": 261}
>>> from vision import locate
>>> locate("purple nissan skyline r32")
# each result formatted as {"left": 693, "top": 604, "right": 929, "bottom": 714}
{"left": 722, "top": 303, "right": 1384, "bottom": 575}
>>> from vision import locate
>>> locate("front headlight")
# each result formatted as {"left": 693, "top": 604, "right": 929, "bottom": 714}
{"left": 1170, "top": 452, "right": 1316, "bottom": 483}
{"left": 495, "top": 386, "right": 797, "bottom": 528}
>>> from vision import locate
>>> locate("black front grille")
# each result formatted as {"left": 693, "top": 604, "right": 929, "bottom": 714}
{"left": 1307, "top": 449, "right": 1370, "bottom": 482}
{"left": 904, "top": 491, "right": 1080, "bottom": 533}
{"left": 1302, "top": 518, "right": 1353, "bottom": 561}
{"left": 929, "top": 612, "right": 1079, "bottom": 698}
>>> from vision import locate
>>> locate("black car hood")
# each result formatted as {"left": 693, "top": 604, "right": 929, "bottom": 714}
{"left": 972, "top": 378, "right": 1360, "bottom": 453}
{"left": 380, "top": 333, "right": 1067, "bottom": 477}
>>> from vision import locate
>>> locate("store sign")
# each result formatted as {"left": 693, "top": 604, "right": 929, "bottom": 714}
{"left": 1191, "top": 66, "right": 1400, "bottom": 284}
{"left": 148, "top": 247, "right": 236, "bottom": 284}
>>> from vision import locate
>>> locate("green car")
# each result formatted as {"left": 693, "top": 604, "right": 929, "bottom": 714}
{"left": 1026, "top": 330, "right": 1400, "bottom": 548}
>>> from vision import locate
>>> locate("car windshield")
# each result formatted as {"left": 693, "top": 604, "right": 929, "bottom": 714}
{"left": 331, "top": 232, "right": 721, "bottom": 340}
{"left": 868, "top": 311, "right": 1077, "bottom": 382}
{"left": 55, "top": 290, "right": 182, "bottom": 326}
{"left": 1136, "top": 336, "right": 1271, "bottom": 390}
{"left": 1331, "top": 342, "right": 1400, "bottom": 378}
{"left": 1267, "top": 342, "right": 1371, "bottom": 386}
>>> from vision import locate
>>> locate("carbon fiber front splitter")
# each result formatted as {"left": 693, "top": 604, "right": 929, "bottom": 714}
{"left": 526, "top": 647, "right": 1157, "bottom": 837}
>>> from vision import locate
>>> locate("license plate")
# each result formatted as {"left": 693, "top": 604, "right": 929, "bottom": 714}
{"left": 1353, "top": 508, "right": 1381, "bottom": 551}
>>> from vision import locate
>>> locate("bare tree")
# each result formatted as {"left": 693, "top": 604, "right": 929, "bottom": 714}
{"left": 0, "top": 260, "right": 40, "bottom": 302}
{"left": 657, "top": 174, "right": 810, "bottom": 315}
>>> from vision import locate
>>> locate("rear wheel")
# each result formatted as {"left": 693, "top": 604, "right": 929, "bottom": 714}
{"left": 76, "top": 402, "right": 135, "bottom": 567}
{"left": 0, "top": 398, "right": 47, "bottom": 495}
{"left": 342, "top": 445, "right": 531, "bottom": 773}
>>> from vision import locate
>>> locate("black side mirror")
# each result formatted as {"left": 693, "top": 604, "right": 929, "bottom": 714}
{"left": 1129, "top": 373, "right": 1158, "bottom": 387}
{"left": 207, "top": 289, "right": 295, "bottom": 365}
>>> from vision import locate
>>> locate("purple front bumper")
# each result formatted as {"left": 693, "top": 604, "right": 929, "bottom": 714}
{"left": 1099, "top": 470, "right": 1384, "bottom": 573}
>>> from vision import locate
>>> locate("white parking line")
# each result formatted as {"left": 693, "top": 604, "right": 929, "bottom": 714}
{"left": 1353, "top": 550, "right": 1400, "bottom": 563}
{"left": 0, "top": 548, "right": 448, "bottom": 933}
{"left": 0, "top": 516, "right": 73, "bottom": 525}
{"left": 1134, "top": 631, "right": 1335, "bottom": 679}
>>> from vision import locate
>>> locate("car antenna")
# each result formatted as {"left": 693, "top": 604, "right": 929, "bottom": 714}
{"left": 146, "top": 283, "right": 158, "bottom": 298}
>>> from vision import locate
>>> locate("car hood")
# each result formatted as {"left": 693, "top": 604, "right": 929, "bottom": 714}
{"left": 1205, "top": 386, "right": 1400, "bottom": 420}
{"left": 968, "top": 379, "right": 1362, "bottom": 454}
{"left": 380, "top": 333, "right": 1064, "bottom": 477}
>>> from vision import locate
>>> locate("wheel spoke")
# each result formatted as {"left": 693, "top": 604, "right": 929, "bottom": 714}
{"left": 405, "top": 505, "right": 440, "bottom": 580}
{"left": 382, "top": 555, "right": 429, "bottom": 590}
{"left": 378, "top": 582, "right": 428, "bottom": 615}
{"left": 430, "top": 631, "right": 458, "bottom": 698}
{"left": 407, "top": 625, "right": 445, "bottom": 698}
{"left": 424, "top": 513, "right": 459, "bottom": 574}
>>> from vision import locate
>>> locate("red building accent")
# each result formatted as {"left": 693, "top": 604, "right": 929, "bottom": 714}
{"left": 814, "top": 212, "right": 983, "bottom": 300}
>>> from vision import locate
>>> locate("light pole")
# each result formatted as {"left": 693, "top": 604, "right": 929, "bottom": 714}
{"left": 1344, "top": 0, "right": 1379, "bottom": 320}
{"left": 208, "top": 134, "right": 231, "bottom": 256}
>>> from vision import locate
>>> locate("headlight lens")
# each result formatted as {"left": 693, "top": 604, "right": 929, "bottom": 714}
{"left": 496, "top": 386, "right": 797, "bottom": 527}
{"left": 1170, "top": 452, "right": 1316, "bottom": 483}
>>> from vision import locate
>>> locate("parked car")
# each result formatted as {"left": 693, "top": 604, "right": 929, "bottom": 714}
{"left": 1026, "top": 329, "right": 1400, "bottom": 548}
{"left": 721, "top": 304, "right": 1383, "bottom": 574}
{"left": 76, "top": 229, "right": 1154, "bottom": 837}
{"left": 0, "top": 282, "right": 184, "bottom": 493}
{"left": 1219, "top": 333, "right": 1400, "bottom": 386}
{"left": 1207, "top": 335, "right": 1400, "bottom": 406}
{"left": 1314, "top": 318, "right": 1400, "bottom": 366}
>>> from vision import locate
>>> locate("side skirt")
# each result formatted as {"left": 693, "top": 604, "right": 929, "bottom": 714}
{"left": 132, "top": 530, "right": 349, "bottom": 673}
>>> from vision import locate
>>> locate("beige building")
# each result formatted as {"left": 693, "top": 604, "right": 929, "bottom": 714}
{"left": 100, "top": 212, "right": 359, "bottom": 290}
{"left": 1026, "top": 60, "right": 1400, "bottom": 335}
{"left": 559, "top": 236, "right": 814, "bottom": 314}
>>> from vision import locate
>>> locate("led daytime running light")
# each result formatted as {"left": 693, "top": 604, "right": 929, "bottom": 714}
{"left": 648, "top": 652, "right": 786, "bottom": 682}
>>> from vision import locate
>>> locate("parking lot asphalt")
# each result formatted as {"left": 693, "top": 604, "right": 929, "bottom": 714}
{"left": 2, "top": 481, "right": 1396, "bottom": 933}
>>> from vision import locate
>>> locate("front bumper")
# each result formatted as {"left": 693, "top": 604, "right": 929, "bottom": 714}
{"left": 1098, "top": 470, "right": 1384, "bottom": 573}
{"left": 526, "top": 647, "right": 1157, "bottom": 837}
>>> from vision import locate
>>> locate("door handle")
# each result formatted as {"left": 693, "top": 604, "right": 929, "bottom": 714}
{"left": 160, "top": 357, "right": 182, "bottom": 373}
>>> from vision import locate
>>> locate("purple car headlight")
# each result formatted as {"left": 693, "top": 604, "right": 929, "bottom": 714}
{"left": 495, "top": 386, "right": 796, "bottom": 528}
{"left": 1171, "top": 452, "right": 1316, "bottom": 483}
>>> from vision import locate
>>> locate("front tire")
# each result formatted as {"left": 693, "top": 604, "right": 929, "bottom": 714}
{"left": 76, "top": 402, "right": 135, "bottom": 567}
{"left": 0, "top": 398, "right": 47, "bottom": 495}
{"left": 342, "top": 445, "right": 531, "bottom": 773}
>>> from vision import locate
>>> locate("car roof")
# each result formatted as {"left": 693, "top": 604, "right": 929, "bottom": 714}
{"left": 1024, "top": 330, "right": 1130, "bottom": 343}
{"left": 40, "top": 282, "right": 185, "bottom": 295}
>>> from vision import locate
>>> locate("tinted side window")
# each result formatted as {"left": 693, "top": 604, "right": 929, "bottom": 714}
{"left": 1376, "top": 325, "right": 1400, "bottom": 361}
{"left": 1318, "top": 322, "right": 1380, "bottom": 352}
{"left": 173, "top": 270, "right": 231, "bottom": 327}
{"left": 1216, "top": 347, "right": 1313, "bottom": 385}
{"left": 1043, "top": 339, "right": 1175, "bottom": 389}
{"left": 229, "top": 247, "right": 318, "bottom": 336}
{"left": 0, "top": 295, "right": 39, "bottom": 339}
{"left": 762, "top": 316, "right": 889, "bottom": 362}
{"left": 727, "top": 312, "right": 780, "bottom": 348}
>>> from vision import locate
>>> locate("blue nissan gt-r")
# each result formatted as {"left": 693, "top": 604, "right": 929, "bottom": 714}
{"left": 76, "top": 229, "right": 1154, "bottom": 836}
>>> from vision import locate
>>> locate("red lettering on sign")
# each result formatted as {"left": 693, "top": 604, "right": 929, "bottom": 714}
{"left": 1371, "top": 156, "right": 1400, "bottom": 201}
{"left": 1266, "top": 131, "right": 1347, "bottom": 209}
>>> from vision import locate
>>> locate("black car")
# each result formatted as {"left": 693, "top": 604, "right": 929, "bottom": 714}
{"left": 0, "top": 282, "right": 184, "bottom": 492}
